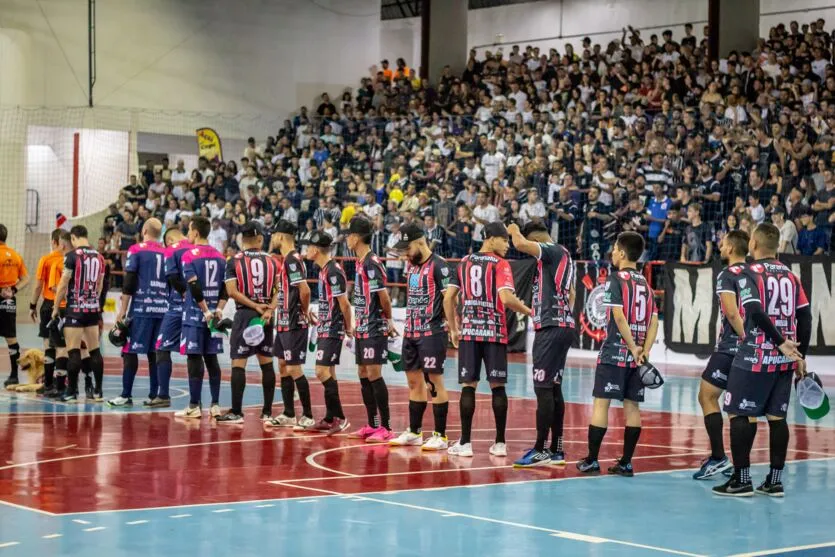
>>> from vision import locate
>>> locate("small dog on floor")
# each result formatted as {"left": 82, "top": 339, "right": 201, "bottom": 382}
{"left": 8, "top": 349, "right": 45, "bottom": 392}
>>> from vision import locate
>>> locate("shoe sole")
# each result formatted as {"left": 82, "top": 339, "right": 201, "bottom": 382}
{"left": 513, "top": 460, "right": 551, "bottom": 468}
{"left": 712, "top": 490, "right": 754, "bottom": 497}
{"left": 216, "top": 420, "right": 245, "bottom": 425}
{"left": 550, "top": 460, "right": 567, "bottom": 465}
{"left": 448, "top": 451, "right": 474, "bottom": 457}
{"left": 609, "top": 470, "right": 634, "bottom": 477}
{"left": 175, "top": 413, "right": 202, "bottom": 419}
{"left": 755, "top": 489, "right": 784, "bottom": 498}
{"left": 693, "top": 463, "right": 733, "bottom": 480}
{"left": 421, "top": 444, "right": 447, "bottom": 451}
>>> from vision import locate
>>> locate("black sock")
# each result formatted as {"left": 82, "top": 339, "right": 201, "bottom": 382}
{"left": 371, "top": 377, "right": 390, "bottom": 430}
{"left": 359, "top": 377, "right": 378, "bottom": 427}
{"left": 409, "top": 400, "right": 427, "bottom": 434}
{"left": 622, "top": 426, "right": 642, "bottom": 465}
{"left": 81, "top": 357, "right": 92, "bottom": 376}
{"left": 260, "top": 363, "right": 275, "bottom": 416}
{"left": 534, "top": 387, "right": 554, "bottom": 452}
{"left": 44, "top": 348, "right": 56, "bottom": 388}
{"left": 768, "top": 419, "right": 789, "bottom": 477}
{"left": 550, "top": 383, "right": 565, "bottom": 453}
{"left": 7, "top": 343, "right": 19, "bottom": 379}
{"left": 459, "top": 386, "right": 476, "bottom": 444}
{"left": 89, "top": 349, "right": 103, "bottom": 394}
{"left": 230, "top": 367, "right": 246, "bottom": 415}
{"left": 67, "top": 349, "right": 81, "bottom": 396}
{"left": 322, "top": 378, "right": 344, "bottom": 420}
{"left": 587, "top": 425, "right": 607, "bottom": 462}
{"left": 280, "top": 375, "right": 295, "bottom": 418}
{"left": 295, "top": 376, "right": 312, "bottom": 418}
{"left": 55, "top": 357, "right": 68, "bottom": 391}
{"left": 433, "top": 401, "right": 448, "bottom": 436}
{"left": 704, "top": 413, "right": 725, "bottom": 460}
{"left": 492, "top": 386, "right": 508, "bottom": 444}
{"left": 730, "top": 416, "right": 756, "bottom": 483}
{"left": 187, "top": 354, "right": 204, "bottom": 406}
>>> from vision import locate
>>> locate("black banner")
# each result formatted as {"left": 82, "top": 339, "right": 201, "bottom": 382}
{"left": 573, "top": 260, "right": 613, "bottom": 351}
{"left": 508, "top": 258, "right": 537, "bottom": 352}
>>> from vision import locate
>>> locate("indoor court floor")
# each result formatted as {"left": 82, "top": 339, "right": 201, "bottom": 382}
{"left": 1, "top": 324, "right": 834, "bottom": 557}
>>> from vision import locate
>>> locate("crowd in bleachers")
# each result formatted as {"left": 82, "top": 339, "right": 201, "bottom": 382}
{"left": 103, "top": 17, "right": 835, "bottom": 290}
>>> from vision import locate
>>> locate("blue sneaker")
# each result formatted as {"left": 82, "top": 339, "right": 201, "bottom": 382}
{"left": 550, "top": 450, "right": 566, "bottom": 465}
{"left": 576, "top": 458, "right": 600, "bottom": 474}
{"left": 608, "top": 460, "right": 634, "bottom": 477}
{"left": 692, "top": 456, "right": 732, "bottom": 480}
{"left": 513, "top": 449, "right": 552, "bottom": 468}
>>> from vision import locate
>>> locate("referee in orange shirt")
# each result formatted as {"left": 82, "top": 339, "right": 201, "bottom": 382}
{"left": 0, "top": 224, "right": 29, "bottom": 388}
{"left": 29, "top": 229, "right": 65, "bottom": 394}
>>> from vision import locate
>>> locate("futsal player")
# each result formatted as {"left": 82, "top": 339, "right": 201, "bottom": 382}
{"left": 268, "top": 221, "right": 316, "bottom": 430}
{"left": 577, "top": 231, "right": 658, "bottom": 476}
{"left": 443, "top": 222, "right": 532, "bottom": 457}
{"left": 217, "top": 222, "right": 278, "bottom": 424}
{"left": 507, "top": 222, "right": 576, "bottom": 467}
{"left": 40, "top": 231, "right": 74, "bottom": 398}
{"left": 693, "top": 230, "right": 748, "bottom": 480}
{"left": 714, "top": 223, "right": 811, "bottom": 497}
{"left": 388, "top": 223, "right": 452, "bottom": 450}
{"left": 151, "top": 227, "right": 193, "bottom": 408}
{"left": 51, "top": 226, "right": 105, "bottom": 403}
{"left": 108, "top": 218, "right": 168, "bottom": 407}
{"left": 174, "top": 216, "right": 229, "bottom": 420}
{"left": 303, "top": 231, "right": 350, "bottom": 434}
{"left": 29, "top": 229, "right": 65, "bottom": 395}
{"left": 345, "top": 217, "right": 395, "bottom": 443}
{"left": 0, "top": 224, "right": 28, "bottom": 389}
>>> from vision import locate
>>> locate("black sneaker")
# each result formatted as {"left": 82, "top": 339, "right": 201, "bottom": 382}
{"left": 608, "top": 459, "right": 634, "bottom": 477}
{"left": 712, "top": 477, "right": 754, "bottom": 497}
{"left": 576, "top": 458, "right": 601, "bottom": 474}
{"left": 45, "top": 387, "right": 63, "bottom": 399}
{"left": 216, "top": 411, "right": 244, "bottom": 425}
{"left": 3, "top": 376, "right": 19, "bottom": 389}
{"left": 84, "top": 376, "right": 94, "bottom": 399}
{"left": 755, "top": 478, "right": 784, "bottom": 498}
{"left": 146, "top": 397, "right": 171, "bottom": 408}
{"left": 36, "top": 385, "right": 47, "bottom": 396}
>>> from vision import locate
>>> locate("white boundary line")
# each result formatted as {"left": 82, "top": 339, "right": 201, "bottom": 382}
{"left": 727, "top": 541, "right": 835, "bottom": 556}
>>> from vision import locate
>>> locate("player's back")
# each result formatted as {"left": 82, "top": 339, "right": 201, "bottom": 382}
{"left": 532, "top": 242, "right": 575, "bottom": 330}
{"left": 37, "top": 249, "right": 65, "bottom": 302}
{"left": 0, "top": 245, "right": 25, "bottom": 288}
{"left": 181, "top": 244, "right": 225, "bottom": 328}
{"left": 353, "top": 252, "right": 388, "bottom": 338}
{"left": 456, "top": 252, "right": 514, "bottom": 344}
{"left": 404, "top": 252, "right": 449, "bottom": 338}
{"left": 715, "top": 263, "right": 746, "bottom": 354}
{"left": 64, "top": 247, "right": 105, "bottom": 314}
{"left": 164, "top": 240, "right": 192, "bottom": 313}
{"left": 275, "top": 250, "right": 307, "bottom": 331}
{"left": 126, "top": 241, "right": 168, "bottom": 318}
{"left": 317, "top": 259, "right": 347, "bottom": 339}
{"left": 228, "top": 249, "right": 278, "bottom": 305}
{"left": 599, "top": 268, "right": 655, "bottom": 368}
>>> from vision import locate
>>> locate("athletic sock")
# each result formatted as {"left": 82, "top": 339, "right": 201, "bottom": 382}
{"left": 230, "top": 367, "right": 246, "bottom": 415}
{"left": 768, "top": 419, "right": 788, "bottom": 480}
{"left": 89, "top": 349, "right": 103, "bottom": 395}
{"left": 587, "top": 425, "right": 607, "bottom": 462}
{"left": 534, "top": 387, "right": 554, "bottom": 452}
{"left": 359, "top": 377, "right": 378, "bottom": 427}
{"left": 459, "top": 386, "right": 476, "bottom": 444}
{"left": 409, "top": 400, "right": 427, "bottom": 434}
{"left": 147, "top": 352, "right": 158, "bottom": 399}
{"left": 44, "top": 348, "right": 56, "bottom": 389}
{"left": 730, "top": 416, "right": 756, "bottom": 483}
{"left": 621, "top": 426, "right": 642, "bottom": 465}
{"left": 704, "top": 412, "right": 725, "bottom": 460}
{"left": 7, "top": 343, "right": 19, "bottom": 379}
{"left": 204, "top": 355, "right": 221, "bottom": 404}
{"left": 55, "top": 357, "right": 68, "bottom": 391}
{"left": 323, "top": 378, "right": 343, "bottom": 421}
{"left": 551, "top": 383, "right": 565, "bottom": 452}
{"left": 155, "top": 351, "right": 172, "bottom": 399}
{"left": 295, "top": 376, "right": 312, "bottom": 418}
{"left": 280, "top": 375, "right": 295, "bottom": 418}
{"left": 186, "top": 355, "right": 203, "bottom": 406}
{"left": 260, "top": 363, "right": 276, "bottom": 415}
{"left": 121, "top": 353, "right": 138, "bottom": 398}
{"left": 371, "top": 377, "right": 390, "bottom": 430}
{"left": 433, "top": 401, "right": 448, "bottom": 436}
{"left": 67, "top": 349, "right": 82, "bottom": 396}
{"left": 492, "top": 386, "right": 508, "bottom": 444}
{"left": 769, "top": 467, "right": 783, "bottom": 484}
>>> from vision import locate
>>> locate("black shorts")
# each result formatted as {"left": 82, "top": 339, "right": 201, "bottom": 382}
{"left": 39, "top": 301, "right": 55, "bottom": 339}
{"left": 532, "top": 326, "right": 575, "bottom": 388}
{"left": 0, "top": 296, "right": 17, "bottom": 338}
{"left": 457, "top": 340, "right": 507, "bottom": 384}
{"left": 64, "top": 312, "right": 100, "bottom": 329}
{"left": 593, "top": 363, "right": 645, "bottom": 402}
{"left": 723, "top": 366, "right": 792, "bottom": 418}
{"left": 315, "top": 337, "right": 343, "bottom": 367}
{"left": 355, "top": 336, "right": 388, "bottom": 365}
{"left": 403, "top": 333, "right": 448, "bottom": 374}
{"left": 229, "top": 308, "right": 274, "bottom": 360}
{"left": 274, "top": 329, "right": 308, "bottom": 365}
{"left": 701, "top": 352, "right": 735, "bottom": 390}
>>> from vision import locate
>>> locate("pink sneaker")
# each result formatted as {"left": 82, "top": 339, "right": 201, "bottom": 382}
{"left": 365, "top": 427, "right": 395, "bottom": 443}
{"left": 348, "top": 424, "right": 378, "bottom": 440}
{"left": 326, "top": 417, "right": 350, "bottom": 436}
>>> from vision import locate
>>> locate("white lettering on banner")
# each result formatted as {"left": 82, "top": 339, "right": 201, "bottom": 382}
{"left": 671, "top": 267, "right": 713, "bottom": 344}
{"left": 795, "top": 262, "right": 835, "bottom": 347}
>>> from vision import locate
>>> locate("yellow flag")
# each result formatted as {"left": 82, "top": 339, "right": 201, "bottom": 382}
{"left": 196, "top": 128, "right": 223, "bottom": 162}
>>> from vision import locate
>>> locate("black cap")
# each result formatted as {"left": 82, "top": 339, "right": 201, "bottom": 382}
{"left": 240, "top": 221, "right": 263, "bottom": 238}
{"left": 308, "top": 231, "right": 333, "bottom": 248}
{"left": 393, "top": 223, "right": 425, "bottom": 250}
{"left": 484, "top": 221, "right": 509, "bottom": 240}
{"left": 347, "top": 216, "right": 373, "bottom": 236}
{"left": 274, "top": 220, "right": 297, "bottom": 235}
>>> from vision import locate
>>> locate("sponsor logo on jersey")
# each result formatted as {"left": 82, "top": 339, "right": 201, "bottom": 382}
{"left": 441, "top": 267, "right": 449, "bottom": 276}
{"left": 738, "top": 278, "right": 747, "bottom": 288}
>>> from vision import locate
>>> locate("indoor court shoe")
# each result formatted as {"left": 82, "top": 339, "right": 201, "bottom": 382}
{"left": 608, "top": 460, "right": 634, "bottom": 477}
{"left": 755, "top": 477, "right": 784, "bottom": 498}
{"left": 489, "top": 442, "right": 508, "bottom": 457}
{"left": 348, "top": 424, "right": 378, "bottom": 440}
{"left": 268, "top": 414, "right": 297, "bottom": 428}
{"left": 84, "top": 377, "right": 95, "bottom": 400}
{"left": 326, "top": 418, "right": 349, "bottom": 436}
{"left": 107, "top": 396, "right": 133, "bottom": 407}
{"left": 294, "top": 416, "right": 316, "bottom": 431}
{"left": 60, "top": 393, "right": 78, "bottom": 403}
{"left": 421, "top": 432, "right": 448, "bottom": 451}
{"left": 447, "top": 441, "right": 474, "bottom": 457}
{"left": 175, "top": 405, "right": 202, "bottom": 419}
{"left": 576, "top": 458, "right": 601, "bottom": 474}
{"left": 550, "top": 451, "right": 566, "bottom": 465}
{"left": 36, "top": 385, "right": 46, "bottom": 396}
{"left": 210, "top": 404, "right": 222, "bottom": 418}
{"left": 44, "top": 387, "right": 62, "bottom": 399}
{"left": 3, "top": 376, "right": 18, "bottom": 389}
{"left": 146, "top": 398, "right": 170, "bottom": 408}
{"left": 712, "top": 477, "right": 753, "bottom": 497}
{"left": 216, "top": 412, "right": 245, "bottom": 425}
{"left": 693, "top": 456, "right": 732, "bottom": 480}
{"left": 142, "top": 397, "right": 157, "bottom": 407}
{"left": 93, "top": 391, "right": 104, "bottom": 403}
{"left": 390, "top": 430, "right": 423, "bottom": 447}
{"left": 366, "top": 427, "right": 396, "bottom": 443}
{"left": 513, "top": 448, "right": 552, "bottom": 468}
{"left": 259, "top": 413, "right": 272, "bottom": 423}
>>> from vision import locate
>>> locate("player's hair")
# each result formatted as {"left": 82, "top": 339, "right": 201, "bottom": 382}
{"left": 51, "top": 229, "right": 62, "bottom": 244}
{"left": 616, "top": 231, "right": 644, "bottom": 262}
{"left": 59, "top": 231, "right": 72, "bottom": 244}
{"left": 0, "top": 224, "right": 7, "bottom": 242}
{"left": 143, "top": 218, "right": 162, "bottom": 240}
{"left": 191, "top": 216, "right": 211, "bottom": 239}
{"left": 164, "top": 227, "right": 183, "bottom": 243}
{"left": 725, "top": 230, "right": 750, "bottom": 257}
{"left": 753, "top": 222, "right": 780, "bottom": 252}
{"left": 70, "top": 225, "right": 88, "bottom": 239}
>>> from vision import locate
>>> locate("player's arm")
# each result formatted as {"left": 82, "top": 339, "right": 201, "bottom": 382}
{"left": 215, "top": 281, "right": 229, "bottom": 317}
{"left": 187, "top": 276, "right": 213, "bottom": 321}
{"left": 569, "top": 284, "right": 576, "bottom": 309}
{"left": 225, "top": 278, "right": 267, "bottom": 313}
{"left": 499, "top": 288, "right": 532, "bottom": 316}
{"left": 29, "top": 264, "right": 45, "bottom": 322}
{"left": 704, "top": 240, "right": 713, "bottom": 262}
{"left": 51, "top": 269, "right": 72, "bottom": 319}
{"left": 336, "top": 293, "right": 353, "bottom": 337}
{"left": 506, "top": 223, "right": 541, "bottom": 258}
{"left": 610, "top": 306, "right": 644, "bottom": 363}
{"left": 14, "top": 259, "right": 29, "bottom": 293}
{"left": 744, "top": 299, "right": 800, "bottom": 360}
{"left": 168, "top": 274, "right": 187, "bottom": 295}
{"left": 719, "top": 292, "right": 745, "bottom": 338}
{"left": 297, "top": 279, "right": 314, "bottom": 323}
{"left": 443, "top": 285, "right": 460, "bottom": 348}
{"left": 118, "top": 272, "right": 138, "bottom": 323}
{"left": 644, "top": 312, "right": 659, "bottom": 355}
{"left": 371, "top": 262, "right": 397, "bottom": 336}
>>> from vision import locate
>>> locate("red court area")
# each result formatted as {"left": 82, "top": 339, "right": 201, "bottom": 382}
{"left": 2, "top": 375, "right": 835, "bottom": 516}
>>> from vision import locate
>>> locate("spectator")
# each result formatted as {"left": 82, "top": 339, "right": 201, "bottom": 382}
{"left": 208, "top": 218, "right": 228, "bottom": 253}
{"left": 519, "top": 188, "right": 546, "bottom": 225}
{"left": 646, "top": 183, "right": 672, "bottom": 259}
{"left": 773, "top": 209, "right": 798, "bottom": 254}
{"left": 121, "top": 175, "right": 146, "bottom": 204}
{"left": 171, "top": 160, "right": 189, "bottom": 188}
{"left": 658, "top": 206, "right": 686, "bottom": 262}
{"left": 682, "top": 203, "right": 713, "bottom": 262}
{"left": 115, "top": 210, "right": 139, "bottom": 251}
{"left": 747, "top": 193, "right": 766, "bottom": 225}
{"left": 552, "top": 187, "right": 580, "bottom": 250}
{"left": 279, "top": 198, "right": 298, "bottom": 226}
{"left": 424, "top": 215, "right": 446, "bottom": 255}
{"left": 472, "top": 192, "right": 500, "bottom": 248}
{"left": 579, "top": 185, "right": 613, "bottom": 261}
{"left": 447, "top": 205, "right": 473, "bottom": 257}
{"left": 798, "top": 210, "right": 827, "bottom": 255}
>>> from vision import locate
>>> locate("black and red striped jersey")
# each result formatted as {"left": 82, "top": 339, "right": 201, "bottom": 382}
{"left": 404, "top": 253, "right": 451, "bottom": 338}
{"left": 317, "top": 259, "right": 348, "bottom": 339}
{"left": 352, "top": 252, "right": 388, "bottom": 339}
{"left": 598, "top": 268, "right": 656, "bottom": 368}
{"left": 224, "top": 250, "right": 278, "bottom": 306}
{"left": 532, "top": 242, "right": 575, "bottom": 331}
{"left": 63, "top": 247, "right": 105, "bottom": 315}
{"left": 450, "top": 252, "right": 515, "bottom": 344}
{"left": 734, "top": 259, "right": 809, "bottom": 373}
{"left": 275, "top": 250, "right": 308, "bottom": 332}
{"left": 714, "top": 263, "right": 746, "bottom": 355}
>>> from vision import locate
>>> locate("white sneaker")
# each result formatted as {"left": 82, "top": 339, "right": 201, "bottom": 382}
{"left": 422, "top": 432, "right": 449, "bottom": 451}
{"left": 447, "top": 441, "right": 474, "bottom": 457}
{"left": 268, "top": 413, "right": 297, "bottom": 428}
{"left": 106, "top": 396, "right": 132, "bottom": 407}
{"left": 389, "top": 430, "right": 423, "bottom": 446}
{"left": 175, "top": 405, "right": 202, "bottom": 419}
{"left": 489, "top": 442, "right": 507, "bottom": 457}
{"left": 209, "top": 404, "right": 221, "bottom": 418}
{"left": 259, "top": 413, "right": 272, "bottom": 423}
{"left": 294, "top": 416, "right": 316, "bottom": 430}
